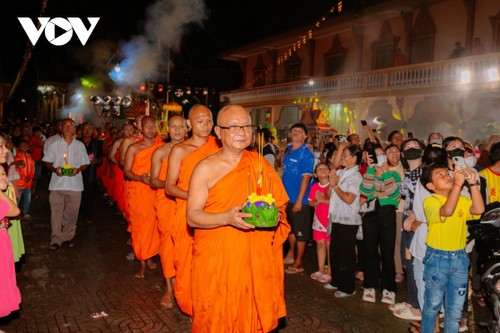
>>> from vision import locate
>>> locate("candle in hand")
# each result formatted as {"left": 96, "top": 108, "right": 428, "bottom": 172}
{"left": 64, "top": 154, "right": 68, "bottom": 165}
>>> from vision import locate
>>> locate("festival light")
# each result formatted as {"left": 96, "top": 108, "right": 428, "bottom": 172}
{"left": 460, "top": 70, "right": 471, "bottom": 84}
{"left": 487, "top": 68, "right": 499, "bottom": 81}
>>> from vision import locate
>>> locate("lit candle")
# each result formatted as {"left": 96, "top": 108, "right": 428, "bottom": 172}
{"left": 63, "top": 154, "right": 68, "bottom": 165}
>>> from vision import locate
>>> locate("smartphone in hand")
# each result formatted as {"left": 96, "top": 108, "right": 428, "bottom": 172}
{"left": 361, "top": 120, "right": 367, "bottom": 126}
{"left": 452, "top": 156, "right": 471, "bottom": 179}
{"left": 366, "top": 147, "right": 378, "bottom": 164}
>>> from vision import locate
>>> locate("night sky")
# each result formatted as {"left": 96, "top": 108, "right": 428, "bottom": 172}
{"left": 0, "top": 0, "right": 381, "bottom": 117}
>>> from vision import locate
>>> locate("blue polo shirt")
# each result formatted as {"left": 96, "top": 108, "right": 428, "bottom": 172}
{"left": 282, "top": 144, "right": 314, "bottom": 205}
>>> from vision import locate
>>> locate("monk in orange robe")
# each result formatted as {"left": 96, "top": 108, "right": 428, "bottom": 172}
{"left": 124, "top": 116, "right": 164, "bottom": 278}
{"left": 165, "top": 104, "right": 219, "bottom": 316}
{"left": 150, "top": 115, "right": 187, "bottom": 309}
{"left": 120, "top": 115, "right": 145, "bottom": 225}
{"left": 108, "top": 123, "right": 135, "bottom": 217}
{"left": 187, "top": 104, "right": 290, "bottom": 332}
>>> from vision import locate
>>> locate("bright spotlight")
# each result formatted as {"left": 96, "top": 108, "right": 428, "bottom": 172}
{"left": 308, "top": 78, "right": 315, "bottom": 86}
{"left": 487, "top": 68, "right": 499, "bottom": 81}
{"left": 460, "top": 70, "right": 471, "bottom": 84}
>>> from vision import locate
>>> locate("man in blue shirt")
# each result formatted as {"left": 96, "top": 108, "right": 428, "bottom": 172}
{"left": 282, "top": 123, "right": 314, "bottom": 273}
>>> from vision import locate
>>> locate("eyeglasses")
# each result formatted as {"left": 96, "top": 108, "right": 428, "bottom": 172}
{"left": 218, "top": 124, "right": 255, "bottom": 133}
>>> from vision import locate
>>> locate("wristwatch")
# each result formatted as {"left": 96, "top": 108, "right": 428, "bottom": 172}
{"left": 469, "top": 181, "right": 480, "bottom": 187}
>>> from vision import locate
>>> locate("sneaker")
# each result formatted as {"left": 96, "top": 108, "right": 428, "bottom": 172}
{"left": 334, "top": 290, "right": 356, "bottom": 298}
{"left": 126, "top": 252, "right": 135, "bottom": 261}
{"left": 381, "top": 289, "right": 396, "bottom": 305}
{"left": 389, "top": 302, "right": 408, "bottom": 312}
{"left": 323, "top": 283, "right": 338, "bottom": 290}
{"left": 439, "top": 320, "right": 468, "bottom": 332}
{"left": 393, "top": 306, "right": 422, "bottom": 321}
{"left": 362, "top": 288, "right": 376, "bottom": 303}
{"left": 310, "top": 271, "right": 323, "bottom": 280}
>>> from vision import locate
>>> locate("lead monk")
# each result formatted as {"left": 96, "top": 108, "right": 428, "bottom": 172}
{"left": 187, "top": 104, "right": 290, "bottom": 332}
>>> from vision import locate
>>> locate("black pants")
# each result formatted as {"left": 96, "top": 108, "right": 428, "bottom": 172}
{"left": 80, "top": 181, "right": 97, "bottom": 219}
{"left": 331, "top": 223, "right": 358, "bottom": 294}
{"left": 362, "top": 205, "right": 397, "bottom": 292}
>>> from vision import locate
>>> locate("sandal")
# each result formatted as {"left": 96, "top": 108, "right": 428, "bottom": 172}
{"left": 48, "top": 244, "right": 60, "bottom": 251}
{"left": 310, "top": 271, "right": 323, "bottom": 280}
{"left": 318, "top": 273, "right": 332, "bottom": 283}
{"left": 285, "top": 266, "right": 304, "bottom": 274}
{"left": 334, "top": 290, "right": 355, "bottom": 298}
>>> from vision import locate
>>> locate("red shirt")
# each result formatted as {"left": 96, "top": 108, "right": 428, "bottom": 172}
{"left": 29, "top": 136, "right": 44, "bottom": 161}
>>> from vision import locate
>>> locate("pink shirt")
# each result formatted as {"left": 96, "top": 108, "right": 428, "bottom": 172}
{"left": 308, "top": 182, "right": 329, "bottom": 227}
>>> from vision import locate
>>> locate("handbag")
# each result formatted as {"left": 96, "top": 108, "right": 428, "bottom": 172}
{"left": 359, "top": 198, "right": 380, "bottom": 218}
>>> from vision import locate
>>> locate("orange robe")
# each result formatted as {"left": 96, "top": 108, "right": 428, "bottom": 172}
{"left": 123, "top": 135, "right": 143, "bottom": 226}
{"left": 173, "top": 135, "right": 219, "bottom": 316}
{"left": 128, "top": 136, "right": 164, "bottom": 260}
{"left": 155, "top": 157, "right": 176, "bottom": 278}
{"left": 191, "top": 150, "right": 290, "bottom": 332}
{"left": 112, "top": 150, "right": 126, "bottom": 215}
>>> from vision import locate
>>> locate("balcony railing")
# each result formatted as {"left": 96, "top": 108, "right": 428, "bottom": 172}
{"left": 220, "top": 52, "right": 500, "bottom": 105}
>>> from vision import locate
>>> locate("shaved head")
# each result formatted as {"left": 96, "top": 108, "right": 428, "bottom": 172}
{"left": 169, "top": 115, "right": 187, "bottom": 126}
{"left": 188, "top": 104, "right": 212, "bottom": 120}
{"left": 217, "top": 104, "right": 249, "bottom": 125}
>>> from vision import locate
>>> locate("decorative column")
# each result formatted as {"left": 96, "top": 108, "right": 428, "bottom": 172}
{"left": 463, "top": 0, "right": 476, "bottom": 50}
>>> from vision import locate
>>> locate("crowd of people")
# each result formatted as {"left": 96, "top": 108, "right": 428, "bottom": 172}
{"left": 0, "top": 107, "right": 498, "bottom": 332}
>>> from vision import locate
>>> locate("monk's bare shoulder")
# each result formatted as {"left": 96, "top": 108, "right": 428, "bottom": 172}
{"left": 170, "top": 140, "right": 198, "bottom": 160}
{"left": 152, "top": 143, "right": 173, "bottom": 162}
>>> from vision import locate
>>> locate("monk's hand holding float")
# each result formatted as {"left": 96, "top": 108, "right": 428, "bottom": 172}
{"left": 226, "top": 205, "right": 255, "bottom": 230}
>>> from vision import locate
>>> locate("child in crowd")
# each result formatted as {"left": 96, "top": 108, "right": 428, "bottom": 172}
{"left": 308, "top": 163, "right": 332, "bottom": 283}
{"left": 420, "top": 164, "right": 484, "bottom": 333}
{"left": 14, "top": 141, "right": 35, "bottom": 220}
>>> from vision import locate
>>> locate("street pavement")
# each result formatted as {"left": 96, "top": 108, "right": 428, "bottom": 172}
{"left": 0, "top": 176, "right": 492, "bottom": 332}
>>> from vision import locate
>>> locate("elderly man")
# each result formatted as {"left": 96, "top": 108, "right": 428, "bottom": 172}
{"left": 43, "top": 118, "right": 90, "bottom": 250}
{"left": 187, "top": 104, "right": 290, "bottom": 332}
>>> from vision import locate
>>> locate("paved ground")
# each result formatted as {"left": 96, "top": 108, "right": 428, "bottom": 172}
{"left": 0, "top": 176, "right": 495, "bottom": 332}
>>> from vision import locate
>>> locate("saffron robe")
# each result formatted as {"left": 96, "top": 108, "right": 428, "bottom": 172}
{"left": 128, "top": 136, "right": 164, "bottom": 260}
{"left": 173, "top": 135, "right": 219, "bottom": 316}
{"left": 191, "top": 150, "right": 290, "bottom": 332}
{"left": 155, "top": 157, "right": 176, "bottom": 278}
{"left": 112, "top": 150, "right": 126, "bottom": 215}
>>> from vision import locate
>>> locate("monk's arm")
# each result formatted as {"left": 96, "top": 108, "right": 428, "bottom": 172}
{"left": 164, "top": 146, "right": 188, "bottom": 200}
{"left": 150, "top": 149, "right": 164, "bottom": 189}
{"left": 118, "top": 137, "right": 132, "bottom": 168}
{"left": 187, "top": 163, "right": 254, "bottom": 230}
{"left": 108, "top": 140, "right": 120, "bottom": 164}
{"left": 123, "top": 145, "right": 146, "bottom": 182}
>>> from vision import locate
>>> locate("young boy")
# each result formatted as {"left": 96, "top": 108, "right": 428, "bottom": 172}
{"left": 420, "top": 164, "right": 484, "bottom": 333}
{"left": 14, "top": 141, "right": 35, "bottom": 220}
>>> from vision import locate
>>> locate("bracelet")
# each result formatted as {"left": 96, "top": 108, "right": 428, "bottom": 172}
{"left": 332, "top": 185, "right": 339, "bottom": 190}
{"left": 468, "top": 181, "right": 480, "bottom": 187}
{"left": 453, "top": 183, "right": 462, "bottom": 189}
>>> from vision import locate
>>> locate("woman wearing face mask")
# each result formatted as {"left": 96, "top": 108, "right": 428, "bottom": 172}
{"left": 391, "top": 138, "right": 426, "bottom": 321}
{"left": 359, "top": 142, "right": 402, "bottom": 305}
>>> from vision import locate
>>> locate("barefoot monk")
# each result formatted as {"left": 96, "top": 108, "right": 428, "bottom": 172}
{"left": 187, "top": 104, "right": 290, "bottom": 332}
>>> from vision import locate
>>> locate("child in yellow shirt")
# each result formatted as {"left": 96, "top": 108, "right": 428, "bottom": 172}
{"left": 420, "top": 164, "right": 484, "bottom": 333}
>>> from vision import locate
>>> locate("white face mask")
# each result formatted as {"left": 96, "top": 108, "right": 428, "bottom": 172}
{"left": 429, "top": 138, "right": 442, "bottom": 145}
{"left": 314, "top": 152, "right": 321, "bottom": 159}
{"left": 376, "top": 154, "right": 387, "bottom": 166}
{"left": 465, "top": 155, "right": 477, "bottom": 168}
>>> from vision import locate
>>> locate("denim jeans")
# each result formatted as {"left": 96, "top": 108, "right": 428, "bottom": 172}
{"left": 17, "top": 188, "right": 31, "bottom": 214}
{"left": 421, "top": 247, "right": 469, "bottom": 333}
{"left": 412, "top": 257, "right": 425, "bottom": 310}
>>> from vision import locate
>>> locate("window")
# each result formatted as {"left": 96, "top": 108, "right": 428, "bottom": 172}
{"left": 410, "top": 6, "right": 436, "bottom": 64}
{"left": 324, "top": 34, "right": 347, "bottom": 76}
{"left": 374, "top": 44, "right": 394, "bottom": 69}
{"left": 411, "top": 36, "right": 434, "bottom": 63}
{"left": 491, "top": 12, "right": 500, "bottom": 52}
{"left": 284, "top": 53, "right": 303, "bottom": 82}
